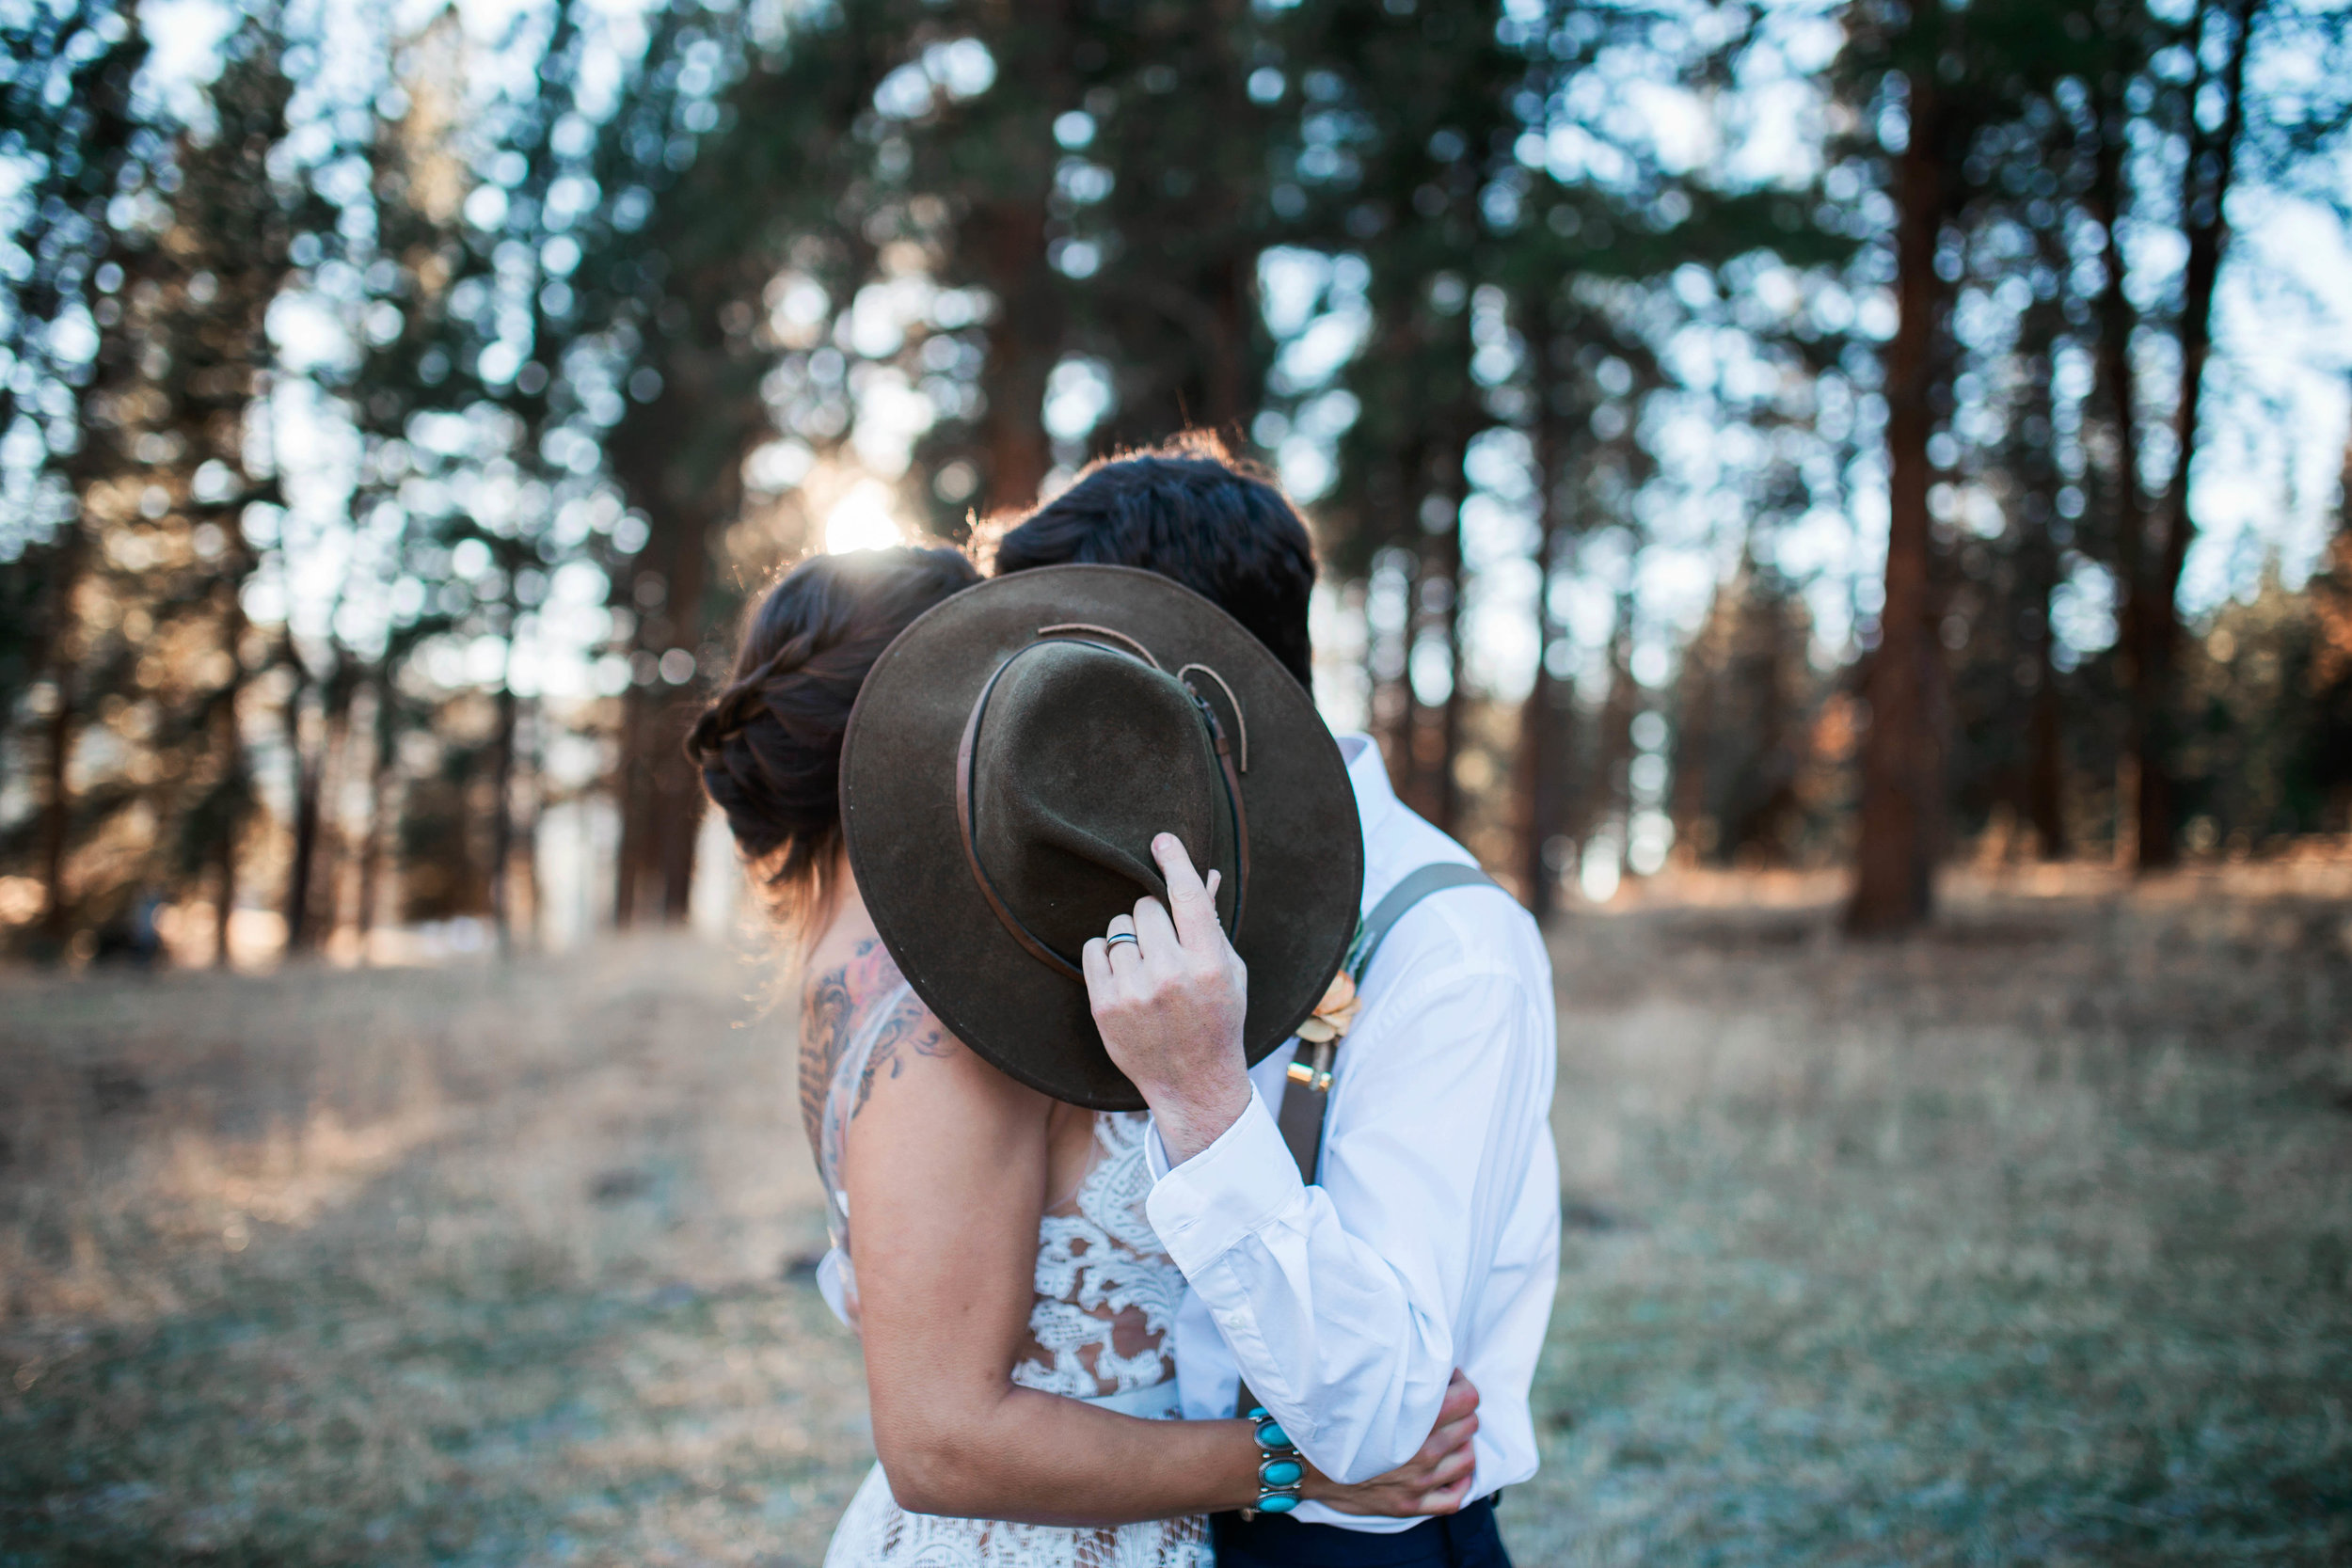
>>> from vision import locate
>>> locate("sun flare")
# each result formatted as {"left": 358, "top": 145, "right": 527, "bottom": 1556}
{"left": 822, "top": 481, "right": 907, "bottom": 555}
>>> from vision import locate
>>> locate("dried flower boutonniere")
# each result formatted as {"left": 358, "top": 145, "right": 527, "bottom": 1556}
{"left": 1295, "top": 968, "right": 1360, "bottom": 1044}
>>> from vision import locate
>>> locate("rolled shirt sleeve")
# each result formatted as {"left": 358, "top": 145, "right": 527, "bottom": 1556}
{"left": 1143, "top": 958, "right": 1550, "bottom": 1485}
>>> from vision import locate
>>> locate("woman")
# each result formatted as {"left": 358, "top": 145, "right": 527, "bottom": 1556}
{"left": 687, "top": 546, "right": 1478, "bottom": 1567}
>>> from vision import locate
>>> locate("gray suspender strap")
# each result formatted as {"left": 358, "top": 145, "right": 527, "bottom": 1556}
{"left": 1271, "top": 862, "right": 1502, "bottom": 1184}
{"left": 1240, "top": 860, "right": 1503, "bottom": 1422}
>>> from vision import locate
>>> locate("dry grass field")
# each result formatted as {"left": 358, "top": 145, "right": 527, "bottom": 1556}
{"left": 3, "top": 870, "right": 2349, "bottom": 1566}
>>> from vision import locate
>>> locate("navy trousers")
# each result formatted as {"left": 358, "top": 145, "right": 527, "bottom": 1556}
{"left": 1211, "top": 1497, "right": 1511, "bottom": 1568}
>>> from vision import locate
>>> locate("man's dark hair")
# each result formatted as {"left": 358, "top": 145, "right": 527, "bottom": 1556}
{"left": 990, "top": 433, "right": 1318, "bottom": 689}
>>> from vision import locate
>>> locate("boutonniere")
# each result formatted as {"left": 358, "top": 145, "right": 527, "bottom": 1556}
{"left": 1295, "top": 967, "right": 1360, "bottom": 1043}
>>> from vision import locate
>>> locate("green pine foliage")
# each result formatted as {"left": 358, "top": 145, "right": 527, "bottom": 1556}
{"left": 2, "top": 1, "right": 2351, "bottom": 959}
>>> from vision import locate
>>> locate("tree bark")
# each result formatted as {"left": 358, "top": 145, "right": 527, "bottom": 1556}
{"left": 1847, "top": 77, "right": 1952, "bottom": 936}
{"left": 1591, "top": 597, "right": 1638, "bottom": 890}
{"left": 38, "top": 685, "right": 77, "bottom": 954}
{"left": 280, "top": 660, "right": 321, "bottom": 957}
{"left": 36, "top": 454, "right": 110, "bottom": 958}
{"left": 1518, "top": 307, "right": 1571, "bottom": 921}
{"left": 356, "top": 676, "right": 393, "bottom": 956}
{"left": 606, "top": 337, "right": 735, "bottom": 927}
{"left": 612, "top": 688, "right": 707, "bottom": 929}
{"left": 2005, "top": 201, "right": 2072, "bottom": 863}
{"left": 1435, "top": 475, "right": 1467, "bottom": 838}
{"left": 1374, "top": 436, "right": 1429, "bottom": 805}
{"left": 612, "top": 679, "right": 650, "bottom": 928}
{"left": 303, "top": 663, "right": 356, "bottom": 951}
{"left": 969, "top": 196, "right": 1058, "bottom": 515}
{"left": 2128, "top": 0, "right": 2256, "bottom": 869}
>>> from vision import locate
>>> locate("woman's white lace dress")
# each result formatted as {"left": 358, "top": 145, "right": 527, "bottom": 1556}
{"left": 816, "top": 983, "right": 1212, "bottom": 1568}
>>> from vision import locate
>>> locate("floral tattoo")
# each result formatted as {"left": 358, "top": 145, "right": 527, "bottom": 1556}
{"left": 799, "top": 939, "right": 958, "bottom": 1153}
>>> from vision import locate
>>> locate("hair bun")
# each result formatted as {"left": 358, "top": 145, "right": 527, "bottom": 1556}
{"left": 685, "top": 546, "right": 982, "bottom": 928}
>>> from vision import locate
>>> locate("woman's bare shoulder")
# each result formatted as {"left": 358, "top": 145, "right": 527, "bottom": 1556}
{"left": 797, "top": 923, "right": 951, "bottom": 1134}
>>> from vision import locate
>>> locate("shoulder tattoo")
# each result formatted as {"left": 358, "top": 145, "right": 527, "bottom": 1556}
{"left": 799, "top": 940, "right": 959, "bottom": 1148}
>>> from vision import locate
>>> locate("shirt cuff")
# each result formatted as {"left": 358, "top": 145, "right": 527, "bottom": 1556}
{"left": 1143, "top": 1085, "right": 1308, "bottom": 1278}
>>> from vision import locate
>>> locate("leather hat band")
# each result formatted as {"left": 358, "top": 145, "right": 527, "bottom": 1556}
{"left": 952, "top": 630, "right": 1250, "bottom": 980}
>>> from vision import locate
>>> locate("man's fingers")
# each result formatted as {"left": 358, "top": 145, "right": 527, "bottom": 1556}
{"left": 1438, "top": 1370, "right": 1480, "bottom": 1426}
{"left": 1080, "top": 937, "right": 1112, "bottom": 995}
{"left": 1104, "top": 911, "right": 1141, "bottom": 973}
{"left": 1418, "top": 1476, "right": 1471, "bottom": 1515}
{"left": 1416, "top": 1445, "right": 1476, "bottom": 1514}
{"left": 1150, "top": 833, "right": 1220, "bottom": 949}
{"left": 1131, "top": 891, "right": 1180, "bottom": 959}
{"left": 1422, "top": 1442, "right": 1475, "bottom": 1487}
{"left": 1420, "top": 1411, "right": 1478, "bottom": 1464}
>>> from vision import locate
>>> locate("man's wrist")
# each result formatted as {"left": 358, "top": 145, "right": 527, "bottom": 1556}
{"left": 1138, "top": 1061, "right": 1251, "bottom": 1165}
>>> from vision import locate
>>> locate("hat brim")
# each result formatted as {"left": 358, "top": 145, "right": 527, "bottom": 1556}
{"left": 840, "top": 563, "right": 1364, "bottom": 1110}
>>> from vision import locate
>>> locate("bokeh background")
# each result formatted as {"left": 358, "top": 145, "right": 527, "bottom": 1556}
{"left": 4, "top": 0, "right": 2352, "bottom": 1562}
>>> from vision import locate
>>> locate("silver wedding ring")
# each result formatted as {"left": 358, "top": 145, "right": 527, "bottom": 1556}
{"left": 1104, "top": 932, "right": 1140, "bottom": 950}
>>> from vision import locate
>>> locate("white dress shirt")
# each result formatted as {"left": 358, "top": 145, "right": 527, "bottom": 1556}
{"left": 1143, "top": 734, "right": 1560, "bottom": 1531}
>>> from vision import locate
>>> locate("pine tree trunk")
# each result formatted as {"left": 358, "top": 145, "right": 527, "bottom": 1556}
{"left": 281, "top": 667, "right": 322, "bottom": 957}
{"left": 33, "top": 513, "right": 94, "bottom": 958}
{"left": 357, "top": 680, "right": 393, "bottom": 955}
{"left": 613, "top": 689, "right": 706, "bottom": 929}
{"left": 970, "top": 195, "right": 1057, "bottom": 513}
{"left": 613, "top": 681, "right": 649, "bottom": 927}
{"left": 608, "top": 525, "right": 713, "bottom": 931}
{"left": 304, "top": 671, "right": 355, "bottom": 951}
{"left": 1594, "top": 599, "right": 1637, "bottom": 889}
{"left": 214, "top": 832, "right": 238, "bottom": 969}
{"left": 39, "top": 692, "right": 76, "bottom": 954}
{"left": 656, "top": 735, "right": 700, "bottom": 921}
{"left": 212, "top": 669, "right": 243, "bottom": 969}
{"left": 2026, "top": 670, "right": 2067, "bottom": 860}
{"left": 605, "top": 302, "right": 743, "bottom": 929}
{"left": 1402, "top": 429, "right": 1468, "bottom": 831}
{"left": 2017, "top": 175, "right": 2073, "bottom": 863}
{"left": 1520, "top": 338, "right": 1571, "bottom": 921}
{"left": 1378, "top": 436, "right": 1430, "bottom": 807}
{"left": 1436, "top": 482, "right": 1466, "bottom": 838}
{"left": 2130, "top": 0, "right": 2255, "bottom": 870}
{"left": 1847, "top": 80, "right": 1951, "bottom": 936}
{"left": 1378, "top": 555, "right": 1420, "bottom": 801}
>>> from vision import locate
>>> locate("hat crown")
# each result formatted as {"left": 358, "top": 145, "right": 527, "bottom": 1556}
{"left": 841, "top": 563, "right": 1362, "bottom": 1110}
{"left": 969, "top": 639, "right": 1237, "bottom": 964}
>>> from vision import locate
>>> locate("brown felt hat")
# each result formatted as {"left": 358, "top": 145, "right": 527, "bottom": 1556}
{"left": 839, "top": 564, "right": 1364, "bottom": 1110}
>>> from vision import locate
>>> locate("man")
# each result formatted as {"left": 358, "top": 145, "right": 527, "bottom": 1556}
{"left": 994, "top": 435, "right": 1561, "bottom": 1568}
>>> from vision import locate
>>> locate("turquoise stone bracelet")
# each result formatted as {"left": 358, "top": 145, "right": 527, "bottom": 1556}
{"left": 1242, "top": 1406, "right": 1305, "bottom": 1517}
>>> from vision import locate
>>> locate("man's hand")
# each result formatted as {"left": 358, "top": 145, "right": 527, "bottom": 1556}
{"left": 1080, "top": 833, "right": 1251, "bottom": 1164}
{"left": 1307, "top": 1370, "right": 1482, "bottom": 1517}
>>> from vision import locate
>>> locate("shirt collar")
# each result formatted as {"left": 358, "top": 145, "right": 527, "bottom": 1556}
{"left": 1337, "top": 733, "right": 1397, "bottom": 844}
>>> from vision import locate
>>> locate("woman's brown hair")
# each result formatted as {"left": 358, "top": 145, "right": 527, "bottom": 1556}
{"left": 686, "top": 546, "right": 980, "bottom": 931}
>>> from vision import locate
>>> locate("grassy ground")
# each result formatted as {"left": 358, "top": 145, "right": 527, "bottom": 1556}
{"left": 3, "top": 874, "right": 2348, "bottom": 1565}
{"left": 1508, "top": 873, "right": 2352, "bottom": 1566}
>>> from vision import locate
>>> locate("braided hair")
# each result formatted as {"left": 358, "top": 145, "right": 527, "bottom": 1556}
{"left": 687, "top": 546, "right": 980, "bottom": 929}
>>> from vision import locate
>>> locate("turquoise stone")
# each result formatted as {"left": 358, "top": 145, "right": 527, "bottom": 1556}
{"left": 1261, "top": 1459, "right": 1304, "bottom": 1486}
{"left": 1259, "top": 1494, "right": 1299, "bottom": 1514}
{"left": 1247, "top": 1406, "right": 1269, "bottom": 1420}
{"left": 1255, "top": 1419, "right": 1291, "bottom": 1449}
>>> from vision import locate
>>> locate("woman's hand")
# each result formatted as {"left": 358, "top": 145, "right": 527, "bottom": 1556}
{"left": 1305, "top": 1370, "right": 1483, "bottom": 1517}
{"left": 1080, "top": 833, "right": 1252, "bottom": 1164}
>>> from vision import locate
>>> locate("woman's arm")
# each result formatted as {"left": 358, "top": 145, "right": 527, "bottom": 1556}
{"left": 840, "top": 973, "right": 1263, "bottom": 1524}
{"left": 836, "top": 966, "right": 1481, "bottom": 1525}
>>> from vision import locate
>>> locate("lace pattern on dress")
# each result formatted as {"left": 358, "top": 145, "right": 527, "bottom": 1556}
{"left": 816, "top": 985, "right": 1206, "bottom": 1567}
{"left": 1019, "top": 1113, "right": 1186, "bottom": 1398}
